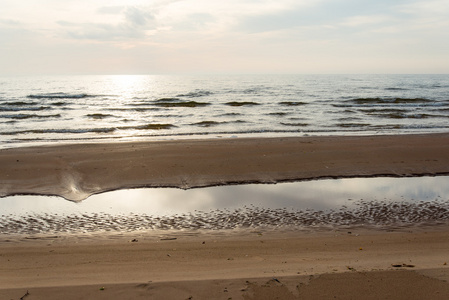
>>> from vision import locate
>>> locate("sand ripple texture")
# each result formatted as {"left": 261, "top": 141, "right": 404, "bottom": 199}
{"left": 1, "top": 200, "right": 449, "bottom": 236}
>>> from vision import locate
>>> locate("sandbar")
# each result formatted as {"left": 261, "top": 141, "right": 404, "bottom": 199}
{"left": 1, "top": 133, "right": 449, "bottom": 201}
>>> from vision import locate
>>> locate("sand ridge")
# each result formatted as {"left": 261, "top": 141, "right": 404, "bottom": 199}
{"left": 1, "top": 133, "right": 449, "bottom": 201}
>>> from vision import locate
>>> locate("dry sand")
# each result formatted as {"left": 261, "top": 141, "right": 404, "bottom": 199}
{"left": 1, "top": 134, "right": 449, "bottom": 299}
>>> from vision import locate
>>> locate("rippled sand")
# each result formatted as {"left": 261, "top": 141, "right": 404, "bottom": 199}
{"left": 2, "top": 199, "right": 448, "bottom": 236}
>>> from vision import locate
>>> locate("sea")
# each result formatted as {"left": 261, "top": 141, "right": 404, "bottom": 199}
{"left": 2, "top": 74, "right": 449, "bottom": 235}
{"left": 1, "top": 74, "right": 449, "bottom": 149}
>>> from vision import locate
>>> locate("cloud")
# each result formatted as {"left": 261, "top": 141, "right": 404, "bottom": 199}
{"left": 59, "top": 23, "right": 144, "bottom": 40}
{"left": 398, "top": 0, "right": 449, "bottom": 15}
{"left": 0, "top": 18, "right": 34, "bottom": 48}
{"left": 0, "top": 18, "right": 21, "bottom": 26}
{"left": 1, "top": 0, "right": 448, "bottom": 74}
{"left": 396, "top": 0, "right": 449, "bottom": 32}
{"left": 168, "top": 13, "right": 215, "bottom": 31}
{"left": 97, "top": 6, "right": 125, "bottom": 15}
{"left": 339, "top": 15, "right": 392, "bottom": 27}
{"left": 57, "top": 6, "right": 155, "bottom": 41}
{"left": 124, "top": 6, "right": 154, "bottom": 27}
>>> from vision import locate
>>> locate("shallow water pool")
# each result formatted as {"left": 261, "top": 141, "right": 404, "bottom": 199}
{"left": 1, "top": 176, "right": 448, "bottom": 235}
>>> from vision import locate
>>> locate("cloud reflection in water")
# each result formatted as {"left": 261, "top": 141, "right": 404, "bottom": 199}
{"left": 2, "top": 176, "right": 448, "bottom": 216}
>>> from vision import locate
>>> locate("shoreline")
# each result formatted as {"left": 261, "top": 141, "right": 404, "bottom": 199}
{"left": 1, "top": 133, "right": 449, "bottom": 201}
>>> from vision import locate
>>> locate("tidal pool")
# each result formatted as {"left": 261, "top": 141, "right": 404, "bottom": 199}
{"left": 1, "top": 176, "right": 448, "bottom": 235}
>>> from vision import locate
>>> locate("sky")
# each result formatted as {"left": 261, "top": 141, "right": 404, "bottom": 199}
{"left": 1, "top": 0, "right": 448, "bottom": 75}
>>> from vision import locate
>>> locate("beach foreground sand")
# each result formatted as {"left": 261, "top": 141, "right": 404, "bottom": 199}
{"left": 1, "top": 133, "right": 449, "bottom": 201}
{"left": 1, "top": 230, "right": 449, "bottom": 299}
{"left": 1, "top": 134, "right": 449, "bottom": 299}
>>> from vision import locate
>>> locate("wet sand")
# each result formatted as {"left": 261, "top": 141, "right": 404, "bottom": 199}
{"left": 1, "top": 133, "right": 449, "bottom": 299}
{"left": 2, "top": 198, "right": 449, "bottom": 235}
{"left": 1, "top": 133, "right": 449, "bottom": 201}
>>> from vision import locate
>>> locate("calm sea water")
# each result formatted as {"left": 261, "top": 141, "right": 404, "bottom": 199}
{"left": 1, "top": 74, "right": 448, "bottom": 148}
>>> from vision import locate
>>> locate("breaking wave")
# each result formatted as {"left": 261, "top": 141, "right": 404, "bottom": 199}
{"left": 27, "top": 93, "right": 93, "bottom": 99}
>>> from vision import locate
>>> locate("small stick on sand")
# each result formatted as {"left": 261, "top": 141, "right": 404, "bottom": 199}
{"left": 20, "top": 290, "right": 29, "bottom": 300}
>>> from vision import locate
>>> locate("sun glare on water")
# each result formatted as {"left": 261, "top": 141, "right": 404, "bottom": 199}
{"left": 105, "top": 75, "right": 163, "bottom": 140}
{"left": 109, "top": 75, "right": 149, "bottom": 94}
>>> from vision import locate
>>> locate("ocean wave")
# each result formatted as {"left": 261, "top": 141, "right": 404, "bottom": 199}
{"left": 279, "top": 101, "right": 307, "bottom": 106}
{"left": 268, "top": 112, "right": 290, "bottom": 116}
{"left": 0, "top": 124, "right": 176, "bottom": 140}
{"left": 0, "top": 113, "right": 61, "bottom": 120}
{"left": 153, "top": 100, "right": 210, "bottom": 108}
{"left": 191, "top": 121, "right": 220, "bottom": 127}
{"left": 280, "top": 122, "right": 309, "bottom": 127}
{"left": 378, "top": 113, "right": 444, "bottom": 119}
{"left": 225, "top": 101, "right": 260, "bottom": 106}
{"left": 360, "top": 108, "right": 408, "bottom": 113}
{"left": 241, "top": 87, "right": 269, "bottom": 94}
{"left": 152, "top": 114, "right": 184, "bottom": 118}
{"left": 86, "top": 113, "right": 115, "bottom": 119}
{"left": 384, "top": 87, "right": 409, "bottom": 91}
{"left": 369, "top": 124, "right": 403, "bottom": 130}
{"left": 337, "top": 117, "right": 362, "bottom": 121}
{"left": 177, "top": 90, "right": 213, "bottom": 98}
{"left": 217, "top": 112, "right": 242, "bottom": 117}
{"left": 230, "top": 120, "right": 247, "bottom": 124}
{"left": 337, "top": 123, "right": 370, "bottom": 128}
{"left": 1, "top": 127, "right": 117, "bottom": 135}
{"left": 359, "top": 108, "right": 446, "bottom": 119}
{"left": 0, "top": 106, "right": 52, "bottom": 112}
{"left": 129, "top": 98, "right": 211, "bottom": 108}
{"left": 142, "top": 129, "right": 305, "bottom": 137}
{"left": 154, "top": 97, "right": 181, "bottom": 102}
{"left": 109, "top": 107, "right": 161, "bottom": 112}
{"left": 17, "top": 124, "right": 440, "bottom": 141}
{"left": 27, "top": 93, "right": 92, "bottom": 99}
{"left": 1, "top": 100, "right": 70, "bottom": 109}
{"left": 3, "top": 101, "right": 38, "bottom": 106}
{"left": 368, "top": 124, "right": 449, "bottom": 131}
{"left": 127, "top": 101, "right": 155, "bottom": 106}
{"left": 133, "top": 124, "right": 176, "bottom": 130}
{"left": 345, "top": 97, "right": 433, "bottom": 105}
{"left": 222, "top": 87, "right": 267, "bottom": 95}
{"left": 51, "top": 101, "right": 70, "bottom": 107}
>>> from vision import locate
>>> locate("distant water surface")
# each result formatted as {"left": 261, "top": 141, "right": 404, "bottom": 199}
{"left": 1, "top": 74, "right": 448, "bottom": 148}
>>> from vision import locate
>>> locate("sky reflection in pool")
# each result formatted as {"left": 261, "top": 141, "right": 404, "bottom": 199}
{"left": 2, "top": 176, "right": 448, "bottom": 217}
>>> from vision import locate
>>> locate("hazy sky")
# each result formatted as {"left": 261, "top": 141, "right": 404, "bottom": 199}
{"left": 1, "top": 0, "right": 448, "bottom": 75}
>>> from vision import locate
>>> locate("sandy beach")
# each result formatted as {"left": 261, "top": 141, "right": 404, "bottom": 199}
{"left": 1, "top": 229, "right": 449, "bottom": 299}
{"left": 1, "top": 133, "right": 449, "bottom": 299}
{"left": 1, "top": 133, "right": 449, "bottom": 201}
